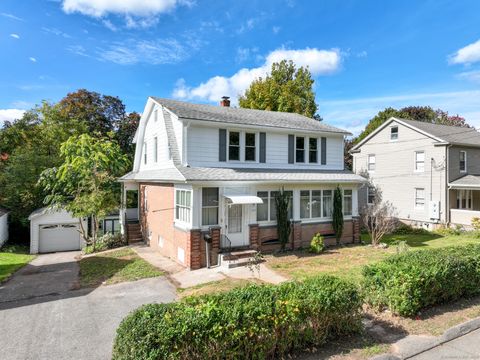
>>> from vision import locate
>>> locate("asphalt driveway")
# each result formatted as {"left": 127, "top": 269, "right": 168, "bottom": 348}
{"left": 0, "top": 251, "right": 176, "bottom": 360}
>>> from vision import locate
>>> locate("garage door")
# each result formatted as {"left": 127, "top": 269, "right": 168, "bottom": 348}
{"left": 39, "top": 223, "right": 81, "bottom": 253}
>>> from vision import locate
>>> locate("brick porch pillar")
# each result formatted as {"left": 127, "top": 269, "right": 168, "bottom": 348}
{"left": 352, "top": 216, "right": 360, "bottom": 243}
{"left": 209, "top": 226, "right": 221, "bottom": 266}
{"left": 292, "top": 221, "right": 302, "bottom": 249}
{"left": 189, "top": 229, "right": 202, "bottom": 270}
{"left": 249, "top": 224, "right": 259, "bottom": 250}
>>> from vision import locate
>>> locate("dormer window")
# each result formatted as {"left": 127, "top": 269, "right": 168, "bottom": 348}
{"left": 245, "top": 133, "right": 256, "bottom": 161}
{"left": 296, "top": 137, "right": 305, "bottom": 163}
{"left": 390, "top": 126, "right": 398, "bottom": 140}
{"left": 228, "top": 131, "right": 240, "bottom": 161}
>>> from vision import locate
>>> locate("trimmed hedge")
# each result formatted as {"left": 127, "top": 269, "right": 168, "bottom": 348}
{"left": 363, "top": 244, "right": 480, "bottom": 317}
{"left": 112, "top": 275, "right": 362, "bottom": 360}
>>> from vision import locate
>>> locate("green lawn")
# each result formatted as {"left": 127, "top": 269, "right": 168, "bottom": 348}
{"left": 78, "top": 248, "right": 164, "bottom": 288}
{"left": 266, "top": 232, "right": 480, "bottom": 284}
{"left": 0, "top": 245, "right": 36, "bottom": 282}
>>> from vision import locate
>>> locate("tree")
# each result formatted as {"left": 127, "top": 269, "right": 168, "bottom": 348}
{"left": 116, "top": 111, "right": 141, "bottom": 160}
{"left": 39, "top": 134, "right": 130, "bottom": 250}
{"left": 239, "top": 60, "right": 318, "bottom": 118}
{"left": 344, "top": 139, "right": 354, "bottom": 170}
{"left": 275, "top": 188, "right": 292, "bottom": 251}
{"left": 332, "top": 186, "right": 344, "bottom": 245}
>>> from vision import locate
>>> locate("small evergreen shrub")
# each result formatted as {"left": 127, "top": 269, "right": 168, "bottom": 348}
{"left": 363, "top": 244, "right": 480, "bottom": 317}
{"left": 113, "top": 275, "right": 363, "bottom": 360}
{"left": 309, "top": 233, "right": 325, "bottom": 253}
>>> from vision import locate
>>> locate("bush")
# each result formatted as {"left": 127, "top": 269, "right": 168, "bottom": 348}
{"left": 363, "top": 244, "right": 480, "bottom": 317}
{"left": 113, "top": 275, "right": 363, "bottom": 360}
{"left": 472, "top": 217, "right": 480, "bottom": 231}
{"left": 391, "top": 223, "right": 429, "bottom": 235}
{"left": 83, "top": 232, "right": 126, "bottom": 254}
{"left": 309, "top": 233, "right": 325, "bottom": 253}
{"left": 434, "top": 224, "right": 464, "bottom": 236}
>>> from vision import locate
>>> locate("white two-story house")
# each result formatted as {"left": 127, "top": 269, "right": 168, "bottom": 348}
{"left": 119, "top": 97, "right": 365, "bottom": 269}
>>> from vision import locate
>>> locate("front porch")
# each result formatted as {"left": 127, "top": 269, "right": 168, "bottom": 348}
{"left": 449, "top": 175, "right": 480, "bottom": 227}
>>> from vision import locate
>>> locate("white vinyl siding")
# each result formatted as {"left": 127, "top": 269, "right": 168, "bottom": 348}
{"left": 154, "top": 137, "right": 158, "bottom": 163}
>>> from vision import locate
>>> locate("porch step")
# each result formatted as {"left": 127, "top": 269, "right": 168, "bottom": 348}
{"left": 126, "top": 223, "right": 142, "bottom": 244}
{"left": 220, "top": 250, "right": 261, "bottom": 269}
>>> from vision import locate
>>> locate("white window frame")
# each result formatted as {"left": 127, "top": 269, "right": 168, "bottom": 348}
{"left": 343, "top": 189, "right": 352, "bottom": 216}
{"left": 295, "top": 136, "right": 305, "bottom": 163}
{"left": 256, "top": 190, "right": 293, "bottom": 223}
{"left": 414, "top": 151, "right": 425, "bottom": 172}
{"left": 228, "top": 130, "right": 241, "bottom": 162}
{"left": 309, "top": 137, "right": 318, "bottom": 163}
{"left": 299, "top": 189, "right": 332, "bottom": 220}
{"left": 460, "top": 151, "right": 467, "bottom": 173}
{"left": 414, "top": 188, "right": 425, "bottom": 210}
{"left": 201, "top": 187, "right": 219, "bottom": 226}
{"left": 175, "top": 189, "right": 192, "bottom": 224}
{"left": 244, "top": 132, "right": 256, "bottom": 162}
{"left": 390, "top": 126, "right": 398, "bottom": 141}
{"left": 143, "top": 142, "right": 147, "bottom": 164}
{"left": 153, "top": 136, "right": 158, "bottom": 163}
{"left": 367, "top": 154, "right": 376, "bottom": 172}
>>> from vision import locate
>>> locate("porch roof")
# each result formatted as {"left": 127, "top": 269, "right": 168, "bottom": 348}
{"left": 224, "top": 194, "right": 263, "bottom": 205}
{"left": 449, "top": 174, "right": 480, "bottom": 189}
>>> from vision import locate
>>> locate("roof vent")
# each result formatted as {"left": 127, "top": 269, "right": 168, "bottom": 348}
{"left": 220, "top": 96, "right": 230, "bottom": 107}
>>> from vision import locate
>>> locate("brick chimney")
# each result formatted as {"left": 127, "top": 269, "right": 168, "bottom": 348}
{"left": 220, "top": 96, "right": 230, "bottom": 107}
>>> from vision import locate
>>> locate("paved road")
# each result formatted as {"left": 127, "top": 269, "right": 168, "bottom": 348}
{"left": 410, "top": 328, "right": 480, "bottom": 360}
{"left": 0, "top": 251, "right": 176, "bottom": 360}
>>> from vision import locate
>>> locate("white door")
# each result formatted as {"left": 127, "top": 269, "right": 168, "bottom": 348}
{"left": 39, "top": 223, "right": 81, "bottom": 253}
{"left": 226, "top": 204, "right": 248, "bottom": 247}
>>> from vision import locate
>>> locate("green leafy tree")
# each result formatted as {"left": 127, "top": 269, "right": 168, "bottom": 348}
{"left": 332, "top": 186, "right": 344, "bottom": 245}
{"left": 274, "top": 188, "right": 292, "bottom": 251}
{"left": 39, "top": 134, "right": 130, "bottom": 250}
{"left": 239, "top": 60, "right": 319, "bottom": 118}
{"left": 115, "top": 111, "right": 141, "bottom": 160}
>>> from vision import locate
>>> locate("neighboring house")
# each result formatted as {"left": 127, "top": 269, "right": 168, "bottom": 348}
{"left": 29, "top": 207, "right": 87, "bottom": 254}
{"left": 351, "top": 117, "right": 480, "bottom": 229}
{"left": 119, "top": 97, "right": 365, "bottom": 270}
{"left": 0, "top": 208, "right": 8, "bottom": 248}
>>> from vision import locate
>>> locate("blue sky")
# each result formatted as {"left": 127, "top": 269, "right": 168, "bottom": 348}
{"left": 1, "top": 0, "right": 480, "bottom": 134}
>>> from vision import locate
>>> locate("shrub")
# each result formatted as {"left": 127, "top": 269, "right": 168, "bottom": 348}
{"left": 83, "top": 233, "right": 126, "bottom": 254}
{"left": 112, "top": 275, "right": 363, "bottom": 360}
{"left": 363, "top": 244, "right": 480, "bottom": 317}
{"left": 392, "top": 223, "right": 429, "bottom": 235}
{"left": 435, "top": 224, "right": 464, "bottom": 236}
{"left": 472, "top": 217, "right": 480, "bottom": 231}
{"left": 309, "top": 233, "right": 325, "bottom": 253}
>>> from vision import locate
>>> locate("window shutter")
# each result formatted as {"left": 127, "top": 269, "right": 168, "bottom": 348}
{"left": 288, "top": 135, "right": 294, "bottom": 164}
{"left": 219, "top": 129, "right": 227, "bottom": 162}
{"left": 321, "top": 137, "right": 327, "bottom": 165}
{"left": 259, "top": 132, "right": 266, "bottom": 163}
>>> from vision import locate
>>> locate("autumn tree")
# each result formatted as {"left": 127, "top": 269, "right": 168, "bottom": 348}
{"left": 239, "top": 60, "right": 319, "bottom": 118}
{"left": 116, "top": 111, "right": 141, "bottom": 160}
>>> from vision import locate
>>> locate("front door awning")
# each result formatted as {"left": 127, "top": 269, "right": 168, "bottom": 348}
{"left": 224, "top": 194, "right": 263, "bottom": 205}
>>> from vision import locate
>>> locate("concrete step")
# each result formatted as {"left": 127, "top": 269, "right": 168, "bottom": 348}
{"left": 220, "top": 250, "right": 261, "bottom": 269}
{"left": 222, "top": 249, "right": 258, "bottom": 261}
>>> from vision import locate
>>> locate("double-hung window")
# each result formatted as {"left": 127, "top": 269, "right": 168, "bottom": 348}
{"left": 245, "top": 133, "right": 256, "bottom": 161}
{"left": 414, "top": 188, "right": 425, "bottom": 209}
{"left": 256, "top": 191, "right": 292, "bottom": 222}
{"left": 343, "top": 189, "right": 352, "bottom": 216}
{"left": 202, "top": 188, "right": 219, "bottom": 226}
{"left": 153, "top": 137, "right": 158, "bottom": 163}
{"left": 368, "top": 154, "right": 375, "bottom": 171}
{"left": 229, "top": 131, "right": 240, "bottom": 161}
{"left": 309, "top": 138, "right": 318, "bottom": 163}
{"left": 296, "top": 137, "right": 305, "bottom": 163}
{"left": 175, "top": 189, "right": 192, "bottom": 223}
{"left": 390, "top": 126, "right": 398, "bottom": 140}
{"left": 367, "top": 186, "right": 376, "bottom": 205}
{"left": 415, "top": 151, "right": 425, "bottom": 172}
{"left": 460, "top": 151, "right": 467, "bottom": 172}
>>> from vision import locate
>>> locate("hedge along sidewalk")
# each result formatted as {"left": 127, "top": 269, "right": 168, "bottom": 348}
{"left": 112, "top": 275, "right": 363, "bottom": 360}
{"left": 363, "top": 244, "right": 480, "bottom": 317}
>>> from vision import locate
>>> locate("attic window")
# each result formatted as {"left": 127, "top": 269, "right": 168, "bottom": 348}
{"left": 390, "top": 126, "right": 398, "bottom": 140}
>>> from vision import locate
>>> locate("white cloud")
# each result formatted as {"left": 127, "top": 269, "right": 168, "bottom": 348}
{"left": 98, "top": 38, "right": 189, "bottom": 65}
{"left": 272, "top": 26, "right": 280, "bottom": 34}
{"left": 1, "top": 13, "right": 24, "bottom": 21}
{"left": 0, "top": 109, "right": 25, "bottom": 126}
{"left": 449, "top": 39, "right": 480, "bottom": 65}
{"left": 458, "top": 70, "right": 480, "bottom": 83}
{"left": 10, "top": 33, "right": 20, "bottom": 39}
{"left": 42, "top": 27, "right": 71, "bottom": 38}
{"left": 320, "top": 90, "right": 480, "bottom": 136}
{"left": 29, "top": 57, "right": 37, "bottom": 62}
{"left": 173, "top": 47, "right": 341, "bottom": 103}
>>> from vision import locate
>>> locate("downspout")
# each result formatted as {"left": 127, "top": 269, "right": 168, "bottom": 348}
{"left": 446, "top": 145, "right": 451, "bottom": 225}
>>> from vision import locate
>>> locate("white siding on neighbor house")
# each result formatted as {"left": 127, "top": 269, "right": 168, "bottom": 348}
{"left": 353, "top": 119, "right": 447, "bottom": 225}
{"left": 186, "top": 124, "right": 345, "bottom": 170}
{"left": 138, "top": 105, "right": 174, "bottom": 172}
{"left": 0, "top": 213, "right": 8, "bottom": 247}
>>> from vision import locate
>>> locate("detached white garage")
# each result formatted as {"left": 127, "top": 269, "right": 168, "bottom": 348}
{"left": 29, "top": 207, "right": 86, "bottom": 254}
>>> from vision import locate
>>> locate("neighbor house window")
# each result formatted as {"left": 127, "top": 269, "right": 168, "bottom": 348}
{"left": 257, "top": 190, "right": 292, "bottom": 222}
{"left": 460, "top": 151, "right": 467, "bottom": 172}
{"left": 415, "top": 151, "right": 425, "bottom": 172}
{"left": 367, "top": 186, "right": 376, "bottom": 205}
{"left": 343, "top": 189, "right": 352, "bottom": 216}
{"left": 245, "top": 133, "right": 256, "bottom": 161}
{"left": 309, "top": 138, "right": 318, "bottom": 163}
{"left": 154, "top": 137, "right": 158, "bottom": 163}
{"left": 296, "top": 137, "right": 305, "bottom": 163}
{"left": 143, "top": 142, "right": 147, "bottom": 164}
{"left": 390, "top": 126, "right": 398, "bottom": 140}
{"left": 368, "top": 154, "right": 375, "bottom": 171}
{"left": 300, "top": 190, "right": 331, "bottom": 219}
{"left": 175, "top": 189, "right": 192, "bottom": 223}
{"left": 415, "top": 188, "right": 425, "bottom": 209}
{"left": 457, "top": 189, "right": 472, "bottom": 209}
{"left": 229, "top": 131, "right": 240, "bottom": 161}
{"left": 202, "top": 188, "right": 219, "bottom": 226}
